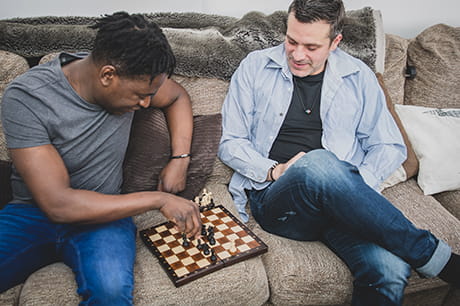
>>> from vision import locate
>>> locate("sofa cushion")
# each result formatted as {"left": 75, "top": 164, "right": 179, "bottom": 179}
{"left": 0, "top": 284, "right": 22, "bottom": 305}
{"left": 383, "top": 179, "right": 460, "bottom": 252}
{"left": 376, "top": 73, "right": 419, "bottom": 190}
{"left": 121, "top": 108, "right": 221, "bottom": 200}
{"left": 0, "top": 50, "right": 30, "bottom": 162}
{"left": 383, "top": 34, "right": 409, "bottom": 105}
{"left": 405, "top": 24, "right": 460, "bottom": 109}
{"left": 434, "top": 190, "right": 460, "bottom": 220}
{"left": 172, "top": 75, "right": 228, "bottom": 116}
{"left": 395, "top": 104, "right": 460, "bottom": 195}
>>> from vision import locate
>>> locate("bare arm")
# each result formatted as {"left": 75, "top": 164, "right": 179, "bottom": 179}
{"left": 10, "top": 144, "right": 201, "bottom": 237}
{"left": 150, "top": 78, "right": 193, "bottom": 193}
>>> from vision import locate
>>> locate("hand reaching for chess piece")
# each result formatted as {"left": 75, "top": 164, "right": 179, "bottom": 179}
{"left": 159, "top": 193, "right": 202, "bottom": 239}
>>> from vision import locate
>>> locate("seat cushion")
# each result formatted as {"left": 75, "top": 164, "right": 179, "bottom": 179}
{"left": 434, "top": 190, "right": 460, "bottom": 220}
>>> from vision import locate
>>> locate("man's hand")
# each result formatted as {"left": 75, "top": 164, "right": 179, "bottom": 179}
{"left": 157, "top": 158, "right": 190, "bottom": 194}
{"left": 159, "top": 193, "right": 202, "bottom": 239}
{"left": 270, "top": 151, "right": 306, "bottom": 181}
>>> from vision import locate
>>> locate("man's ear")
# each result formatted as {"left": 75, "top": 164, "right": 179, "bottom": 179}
{"left": 330, "top": 33, "right": 343, "bottom": 51}
{"left": 99, "top": 65, "right": 117, "bottom": 87}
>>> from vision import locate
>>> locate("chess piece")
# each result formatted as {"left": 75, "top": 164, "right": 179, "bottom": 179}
{"left": 229, "top": 241, "right": 237, "bottom": 254}
{"left": 210, "top": 250, "right": 217, "bottom": 262}
{"left": 209, "top": 237, "right": 216, "bottom": 245}
{"left": 203, "top": 244, "right": 211, "bottom": 255}
{"left": 182, "top": 233, "right": 190, "bottom": 247}
{"left": 201, "top": 225, "right": 207, "bottom": 236}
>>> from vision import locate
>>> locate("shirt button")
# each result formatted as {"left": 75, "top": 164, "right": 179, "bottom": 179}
{"left": 279, "top": 113, "right": 283, "bottom": 116}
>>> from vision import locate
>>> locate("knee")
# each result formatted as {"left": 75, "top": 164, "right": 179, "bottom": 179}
{"left": 288, "top": 149, "right": 357, "bottom": 189}
{"left": 80, "top": 274, "right": 133, "bottom": 305}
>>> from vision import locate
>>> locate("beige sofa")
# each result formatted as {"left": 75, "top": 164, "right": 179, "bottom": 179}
{"left": 0, "top": 9, "right": 459, "bottom": 306}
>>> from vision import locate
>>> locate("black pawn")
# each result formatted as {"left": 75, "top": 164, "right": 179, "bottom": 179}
{"left": 203, "top": 244, "right": 211, "bottom": 255}
{"left": 210, "top": 250, "right": 217, "bottom": 261}
{"left": 182, "top": 234, "right": 190, "bottom": 247}
{"left": 201, "top": 225, "right": 207, "bottom": 236}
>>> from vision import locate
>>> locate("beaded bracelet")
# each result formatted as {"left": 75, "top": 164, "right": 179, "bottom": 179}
{"left": 170, "top": 153, "right": 192, "bottom": 159}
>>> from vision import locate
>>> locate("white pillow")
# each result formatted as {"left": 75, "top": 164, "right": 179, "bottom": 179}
{"left": 394, "top": 104, "right": 460, "bottom": 195}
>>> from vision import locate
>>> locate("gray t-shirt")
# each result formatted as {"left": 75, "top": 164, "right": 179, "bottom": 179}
{"left": 1, "top": 53, "right": 134, "bottom": 203}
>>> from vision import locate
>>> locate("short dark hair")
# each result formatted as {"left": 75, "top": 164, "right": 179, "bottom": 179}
{"left": 89, "top": 12, "right": 176, "bottom": 81}
{"left": 288, "top": 0, "right": 345, "bottom": 40}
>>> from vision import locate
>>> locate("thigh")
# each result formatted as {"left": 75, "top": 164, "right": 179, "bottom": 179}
{"left": 0, "top": 204, "right": 59, "bottom": 292}
{"left": 322, "top": 227, "right": 411, "bottom": 306}
{"left": 60, "top": 217, "right": 137, "bottom": 304}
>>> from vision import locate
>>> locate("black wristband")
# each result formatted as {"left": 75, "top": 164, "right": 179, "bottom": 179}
{"left": 269, "top": 163, "right": 279, "bottom": 181}
{"left": 170, "top": 153, "right": 192, "bottom": 159}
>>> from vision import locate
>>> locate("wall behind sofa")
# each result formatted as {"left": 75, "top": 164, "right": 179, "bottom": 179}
{"left": 1, "top": 0, "right": 459, "bottom": 39}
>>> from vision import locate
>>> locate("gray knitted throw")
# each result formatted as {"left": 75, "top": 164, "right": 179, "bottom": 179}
{"left": 0, "top": 8, "right": 382, "bottom": 80}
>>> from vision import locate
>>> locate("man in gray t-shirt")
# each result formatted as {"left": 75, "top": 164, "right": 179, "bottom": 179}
{"left": 0, "top": 12, "right": 202, "bottom": 302}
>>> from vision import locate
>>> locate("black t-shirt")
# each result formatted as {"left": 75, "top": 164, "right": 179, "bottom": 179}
{"left": 269, "top": 71, "right": 324, "bottom": 163}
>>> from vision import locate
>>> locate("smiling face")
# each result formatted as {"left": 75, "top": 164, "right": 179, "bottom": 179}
{"left": 285, "top": 12, "right": 342, "bottom": 77}
{"left": 96, "top": 67, "right": 167, "bottom": 115}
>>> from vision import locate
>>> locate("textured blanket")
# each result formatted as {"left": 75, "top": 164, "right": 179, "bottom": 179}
{"left": 0, "top": 8, "right": 384, "bottom": 80}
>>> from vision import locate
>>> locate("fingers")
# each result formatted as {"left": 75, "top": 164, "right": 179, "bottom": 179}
{"left": 287, "top": 151, "right": 306, "bottom": 166}
{"left": 164, "top": 198, "right": 202, "bottom": 239}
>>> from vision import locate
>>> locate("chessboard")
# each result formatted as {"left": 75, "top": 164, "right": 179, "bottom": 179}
{"left": 140, "top": 191, "right": 268, "bottom": 287}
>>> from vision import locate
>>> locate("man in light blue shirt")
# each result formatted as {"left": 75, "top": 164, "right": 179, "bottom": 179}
{"left": 218, "top": 0, "right": 459, "bottom": 304}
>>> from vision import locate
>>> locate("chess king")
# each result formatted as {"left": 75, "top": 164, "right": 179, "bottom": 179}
{"left": 218, "top": 0, "right": 460, "bottom": 305}
{"left": 0, "top": 12, "right": 202, "bottom": 303}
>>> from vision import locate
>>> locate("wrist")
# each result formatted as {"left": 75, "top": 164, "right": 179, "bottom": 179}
{"left": 170, "top": 153, "right": 191, "bottom": 160}
{"left": 268, "top": 162, "right": 279, "bottom": 181}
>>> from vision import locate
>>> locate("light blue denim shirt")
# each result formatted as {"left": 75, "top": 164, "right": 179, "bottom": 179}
{"left": 218, "top": 44, "right": 406, "bottom": 222}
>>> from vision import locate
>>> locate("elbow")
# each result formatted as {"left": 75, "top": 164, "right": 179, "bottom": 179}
{"left": 37, "top": 197, "right": 80, "bottom": 224}
{"left": 43, "top": 207, "right": 77, "bottom": 223}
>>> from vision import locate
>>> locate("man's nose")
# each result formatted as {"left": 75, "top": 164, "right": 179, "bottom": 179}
{"left": 292, "top": 46, "right": 308, "bottom": 61}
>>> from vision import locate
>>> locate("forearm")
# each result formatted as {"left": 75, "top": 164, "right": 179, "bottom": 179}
{"left": 40, "top": 188, "right": 171, "bottom": 224}
{"left": 163, "top": 89, "right": 193, "bottom": 157}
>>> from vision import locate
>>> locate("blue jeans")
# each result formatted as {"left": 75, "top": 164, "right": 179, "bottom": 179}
{"left": 249, "top": 149, "right": 451, "bottom": 306}
{"left": 0, "top": 203, "right": 137, "bottom": 305}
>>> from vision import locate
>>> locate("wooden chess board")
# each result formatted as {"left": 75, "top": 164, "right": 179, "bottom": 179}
{"left": 140, "top": 205, "right": 268, "bottom": 287}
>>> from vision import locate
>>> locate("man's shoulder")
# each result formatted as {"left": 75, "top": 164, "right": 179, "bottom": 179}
{"left": 7, "top": 57, "right": 60, "bottom": 93}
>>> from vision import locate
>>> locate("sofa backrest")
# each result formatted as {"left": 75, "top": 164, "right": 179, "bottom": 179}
{"left": 0, "top": 50, "right": 30, "bottom": 162}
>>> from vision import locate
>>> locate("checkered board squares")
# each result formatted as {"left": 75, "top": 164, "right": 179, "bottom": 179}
{"left": 140, "top": 205, "right": 268, "bottom": 287}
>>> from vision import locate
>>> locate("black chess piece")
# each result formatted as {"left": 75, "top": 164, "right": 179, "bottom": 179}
{"left": 197, "top": 239, "right": 203, "bottom": 250}
{"left": 203, "top": 243, "right": 211, "bottom": 255}
{"left": 182, "top": 233, "right": 190, "bottom": 247}
{"left": 209, "top": 237, "right": 216, "bottom": 245}
{"left": 201, "top": 225, "right": 207, "bottom": 236}
{"left": 210, "top": 250, "right": 217, "bottom": 261}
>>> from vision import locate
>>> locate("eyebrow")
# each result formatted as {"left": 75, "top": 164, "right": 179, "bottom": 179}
{"left": 286, "top": 34, "right": 322, "bottom": 48}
